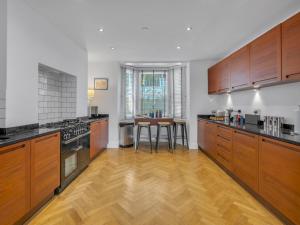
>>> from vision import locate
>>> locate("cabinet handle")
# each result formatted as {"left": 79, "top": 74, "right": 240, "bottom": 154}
{"left": 217, "top": 135, "right": 231, "bottom": 142}
{"left": 36, "top": 133, "right": 59, "bottom": 143}
{"left": 252, "top": 78, "right": 277, "bottom": 85}
{"left": 217, "top": 125, "right": 230, "bottom": 130}
{"left": 262, "top": 138, "right": 299, "bottom": 152}
{"left": 0, "top": 143, "right": 26, "bottom": 154}
{"left": 217, "top": 143, "right": 229, "bottom": 151}
{"left": 234, "top": 130, "right": 255, "bottom": 138}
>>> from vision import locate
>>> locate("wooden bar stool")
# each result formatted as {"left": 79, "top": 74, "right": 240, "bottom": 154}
{"left": 173, "top": 119, "right": 189, "bottom": 149}
{"left": 135, "top": 122, "right": 153, "bottom": 153}
{"left": 156, "top": 122, "right": 173, "bottom": 152}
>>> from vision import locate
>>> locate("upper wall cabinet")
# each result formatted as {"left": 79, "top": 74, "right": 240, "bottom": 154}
{"left": 207, "top": 12, "right": 300, "bottom": 95}
{"left": 217, "top": 59, "right": 230, "bottom": 93}
{"left": 250, "top": 25, "right": 282, "bottom": 85}
{"left": 282, "top": 12, "right": 300, "bottom": 81}
{"left": 229, "top": 45, "right": 250, "bottom": 90}
{"left": 208, "top": 66, "right": 218, "bottom": 94}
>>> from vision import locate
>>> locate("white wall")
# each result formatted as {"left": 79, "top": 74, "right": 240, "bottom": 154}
{"left": 88, "top": 62, "right": 121, "bottom": 148}
{"left": 188, "top": 60, "right": 219, "bottom": 149}
{"left": 0, "top": 0, "right": 7, "bottom": 127}
{"left": 5, "top": 0, "right": 88, "bottom": 127}
{"left": 217, "top": 82, "right": 300, "bottom": 124}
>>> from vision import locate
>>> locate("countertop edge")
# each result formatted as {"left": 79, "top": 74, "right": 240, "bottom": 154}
{"left": 0, "top": 128, "right": 61, "bottom": 148}
{"left": 197, "top": 116, "right": 300, "bottom": 147}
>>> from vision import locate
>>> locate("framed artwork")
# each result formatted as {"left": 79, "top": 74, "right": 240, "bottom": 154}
{"left": 94, "top": 78, "right": 108, "bottom": 90}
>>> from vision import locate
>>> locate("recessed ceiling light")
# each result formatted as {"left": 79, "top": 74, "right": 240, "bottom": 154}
{"left": 111, "top": 47, "right": 115, "bottom": 50}
{"left": 98, "top": 28, "right": 104, "bottom": 32}
{"left": 176, "top": 46, "right": 181, "bottom": 50}
{"left": 186, "top": 26, "right": 192, "bottom": 31}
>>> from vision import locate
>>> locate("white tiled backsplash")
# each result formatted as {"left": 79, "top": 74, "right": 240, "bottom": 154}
{"left": 38, "top": 68, "right": 77, "bottom": 124}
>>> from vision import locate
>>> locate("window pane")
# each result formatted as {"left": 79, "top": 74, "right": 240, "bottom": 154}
{"left": 125, "top": 69, "right": 133, "bottom": 118}
{"left": 141, "top": 71, "right": 154, "bottom": 115}
{"left": 153, "top": 71, "right": 167, "bottom": 116}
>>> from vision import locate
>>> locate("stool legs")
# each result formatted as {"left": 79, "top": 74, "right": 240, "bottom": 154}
{"left": 156, "top": 125, "right": 172, "bottom": 152}
{"left": 136, "top": 125, "right": 141, "bottom": 151}
{"left": 173, "top": 124, "right": 178, "bottom": 149}
{"left": 135, "top": 125, "right": 152, "bottom": 153}
{"left": 148, "top": 126, "right": 152, "bottom": 153}
{"left": 156, "top": 125, "right": 161, "bottom": 152}
{"left": 184, "top": 124, "right": 189, "bottom": 149}
{"left": 181, "top": 124, "right": 185, "bottom": 146}
{"left": 173, "top": 123, "right": 189, "bottom": 150}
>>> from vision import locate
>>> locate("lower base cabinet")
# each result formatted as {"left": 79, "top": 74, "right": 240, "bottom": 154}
{"left": 198, "top": 119, "right": 300, "bottom": 225}
{"left": 0, "top": 132, "right": 60, "bottom": 225}
{"left": 232, "top": 130, "right": 259, "bottom": 192}
{"left": 259, "top": 137, "right": 300, "bottom": 225}
{"left": 30, "top": 133, "right": 60, "bottom": 209}
{"left": 90, "top": 119, "right": 109, "bottom": 159}
{"left": 0, "top": 142, "right": 30, "bottom": 225}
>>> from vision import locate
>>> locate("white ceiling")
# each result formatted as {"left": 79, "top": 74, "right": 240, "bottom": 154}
{"left": 25, "top": 0, "right": 300, "bottom": 62}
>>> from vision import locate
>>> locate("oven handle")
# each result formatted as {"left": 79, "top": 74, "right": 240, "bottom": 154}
{"left": 71, "top": 145, "right": 83, "bottom": 152}
{"left": 62, "top": 131, "right": 90, "bottom": 145}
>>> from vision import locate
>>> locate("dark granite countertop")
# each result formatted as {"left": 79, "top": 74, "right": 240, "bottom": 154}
{"left": 0, "top": 127, "right": 61, "bottom": 148}
{"left": 84, "top": 116, "right": 109, "bottom": 124}
{"left": 198, "top": 115, "right": 300, "bottom": 147}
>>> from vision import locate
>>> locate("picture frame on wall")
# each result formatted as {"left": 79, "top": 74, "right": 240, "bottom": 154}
{"left": 94, "top": 78, "right": 108, "bottom": 90}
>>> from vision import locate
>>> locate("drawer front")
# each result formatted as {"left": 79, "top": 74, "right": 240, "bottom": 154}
{"left": 216, "top": 139, "right": 233, "bottom": 171}
{"left": 232, "top": 130, "right": 259, "bottom": 191}
{"left": 217, "top": 125, "right": 232, "bottom": 141}
{"left": 259, "top": 137, "right": 300, "bottom": 225}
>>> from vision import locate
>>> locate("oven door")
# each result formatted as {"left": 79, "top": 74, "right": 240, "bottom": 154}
{"left": 60, "top": 132, "right": 90, "bottom": 191}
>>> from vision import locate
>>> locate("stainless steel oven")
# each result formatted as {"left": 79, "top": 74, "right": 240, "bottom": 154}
{"left": 56, "top": 131, "right": 90, "bottom": 193}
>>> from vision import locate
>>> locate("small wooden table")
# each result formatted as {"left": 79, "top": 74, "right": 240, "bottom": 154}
{"left": 134, "top": 117, "right": 174, "bottom": 126}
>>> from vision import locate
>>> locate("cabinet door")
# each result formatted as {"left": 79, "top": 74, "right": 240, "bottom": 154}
{"left": 197, "top": 120, "right": 206, "bottom": 149}
{"left": 232, "top": 130, "right": 259, "bottom": 191}
{"left": 0, "top": 142, "right": 30, "bottom": 225}
{"left": 282, "top": 12, "right": 300, "bottom": 80}
{"left": 30, "top": 133, "right": 60, "bottom": 208}
{"left": 217, "top": 60, "right": 230, "bottom": 93}
{"left": 90, "top": 122, "right": 97, "bottom": 159}
{"left": 205, "top": 122, "right": 217, "bottom": 159}
{"left": 259, "top": 137, "right": 300, "bottom": 225}
{"left": 250, "top": 25, "right": 282, "bottom": 85}
{"left": 229, "top": 45, "right": 250, "bottom": 90}
{"left": 208, "top": 66, "right": 218, "bottom": 94}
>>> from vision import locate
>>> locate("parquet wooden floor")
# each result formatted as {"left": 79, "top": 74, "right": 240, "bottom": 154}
{"left": 27, "top": 145, "right": 283, "bottom": 225}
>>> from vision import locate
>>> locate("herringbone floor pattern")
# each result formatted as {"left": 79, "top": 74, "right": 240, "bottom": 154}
{"left": 27, "top": 145, "right": 282, "bottom": 225}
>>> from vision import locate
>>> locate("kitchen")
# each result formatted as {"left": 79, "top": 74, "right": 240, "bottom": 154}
{"left": 1, "top": 0, "right": 300, "bottom": 225}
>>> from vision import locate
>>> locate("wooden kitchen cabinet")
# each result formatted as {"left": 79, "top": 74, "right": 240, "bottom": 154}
{"left": 259, "top": 137, "right": 300, "bottom": 225}
{"left": 229, "top": 45, "right": 251, "bottom": 90}
{"left": 282, "top": 12, "right": 300, "bottom": 81}
{"left": 204, "top": 121, "right": 217, "bottom": 158}
{"left": 0, "top": 142, "right": 30, "bottom": 225}
{"left": 208, "top": 60, "right": 230, "bottom": 94}
{"left": 197, "top": 119, "right": 206, "bottom": 149}
{"left": 208, "top": 66, "right": 218, "bottom": 94}
{"left": 250, "top": 25, "right": 282, "bottom": 85}
{"left": 216, "top": 125, "right": 233, "bottom": 171}
{"left": 90, "top": 119, "right": 109, "bottom": 159}
{"left": 197, "top": 120, "right": 217, "bottom": 158}
{"left": 217, "top": 59, "right": 230, "bottom": 93}
{"left": 30, "top": 132, "right": 60, "bottom": 209}
{"left": 232, "top": 130, "right": 259, "bottom": 192}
